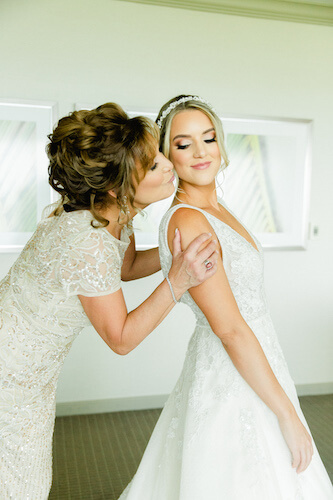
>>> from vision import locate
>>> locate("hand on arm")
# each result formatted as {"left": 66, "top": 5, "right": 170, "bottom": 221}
{"left": 167, "top": 208, "right": 313, "bottom": 474}
{"left": 79, "top": 228, "right": 218, "bottom": 355}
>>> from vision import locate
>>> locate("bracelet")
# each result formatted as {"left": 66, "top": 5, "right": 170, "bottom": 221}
{"left": 166, "top": 275, "right": 179, "bottom": 304}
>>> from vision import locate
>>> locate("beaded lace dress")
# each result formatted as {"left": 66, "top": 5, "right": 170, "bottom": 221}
{"left": 0, "top": 207, "right": 130, "bottom": 499}
{"left": 120, "top": 202, "right": 333, "bottom": 500}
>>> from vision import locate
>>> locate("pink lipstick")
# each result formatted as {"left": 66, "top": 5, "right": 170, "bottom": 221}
{"left": 191, "top": 161, "right": 211, "bottom": 170}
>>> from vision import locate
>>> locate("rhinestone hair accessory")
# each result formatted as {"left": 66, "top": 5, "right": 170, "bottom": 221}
{"left": 156, "top": 95, "right": 215, "bottom": 129}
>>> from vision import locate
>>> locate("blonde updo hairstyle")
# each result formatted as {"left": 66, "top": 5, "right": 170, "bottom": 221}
{"left": 157, "top": 95, "right": 229, "bottom": 169}
{"left": 47, "top": 103, "right": 159, "bottom": 226}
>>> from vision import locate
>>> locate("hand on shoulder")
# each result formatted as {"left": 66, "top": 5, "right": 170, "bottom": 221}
{"left": 167, "top": 207, "right": 221, "bottom": 258}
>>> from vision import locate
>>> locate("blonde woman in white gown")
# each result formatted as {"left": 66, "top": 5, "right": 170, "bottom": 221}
{"left": 119, "top": 96, "right": 333, "bottom": 499}
{"left": 0, "top": 102, "right": 218, "bottom": 499}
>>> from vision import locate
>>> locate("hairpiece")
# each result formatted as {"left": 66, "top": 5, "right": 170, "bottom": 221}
{"left": 156, "top": 95, "right": 215, "bottom": 129}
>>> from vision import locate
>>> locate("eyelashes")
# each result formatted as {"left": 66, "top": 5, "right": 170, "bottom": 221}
{"left": 150, "top": 163, "right": 157, "bottom": 171}
{"left": 176, "top": 137, "right": 216, "bottom": 150}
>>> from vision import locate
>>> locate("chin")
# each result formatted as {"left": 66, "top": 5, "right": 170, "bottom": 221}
{"left": 160, "top": 185, "right": 175, "bottom": 201}
{"left": 190, "top": 176, "right": 216, "bottom": 187}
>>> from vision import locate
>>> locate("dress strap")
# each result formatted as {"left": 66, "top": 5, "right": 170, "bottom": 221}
{"left": 160, "top": 203, "right": 217, "bottom": 258}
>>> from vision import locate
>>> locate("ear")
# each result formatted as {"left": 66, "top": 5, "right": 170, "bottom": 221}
{"left": 108, "top": 189, "right": 117, "bottom": 199}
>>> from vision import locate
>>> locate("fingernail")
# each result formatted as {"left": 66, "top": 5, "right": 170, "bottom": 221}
{"left": 207, "top": 232, "right": 212, "bottom": 237}
{"left": 175, "top": 228, "right": 179, "bottom": 234}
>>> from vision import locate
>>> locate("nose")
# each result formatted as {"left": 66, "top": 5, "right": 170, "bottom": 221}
{"left": 193, "top": 141, "right": 206, "bottom": 158}
{"left": 162, "top": 156, "right": 174, "bottom": 172}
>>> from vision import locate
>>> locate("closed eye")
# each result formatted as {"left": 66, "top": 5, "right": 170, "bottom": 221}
{"left": 176, "top": 144, "right": 190, "bottom": 150}
{"left": 150, "top": 163, "right": 158, "bottom": 171}
{"left": 205, "top": 137, "right": 216, "bottom": 143}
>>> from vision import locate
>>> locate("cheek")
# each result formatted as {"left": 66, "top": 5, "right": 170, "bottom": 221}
{"left": 150, "top": 174, "right": 165, "bottom": 188}
{"left": 139, "top": 173, "right": 164, "bottom": 192}
{"left": 170, "top": 150, "right": 188, "bottom": 169}
{"left": 212, "top": 144, "right": 221, "bottom": 160}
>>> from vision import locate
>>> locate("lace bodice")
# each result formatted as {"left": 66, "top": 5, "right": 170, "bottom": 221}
{"left": 121, "top": 202, "right": 333, "bottom": 500}
{"left": 159, "top": 202, "right": 269, "bottom": 324}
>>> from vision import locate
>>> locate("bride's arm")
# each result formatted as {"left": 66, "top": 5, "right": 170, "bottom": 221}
{"left": 167, "top": 208, "right": 313, "bottom": 474}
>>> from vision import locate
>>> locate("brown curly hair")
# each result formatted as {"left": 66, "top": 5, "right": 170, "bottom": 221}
{"left": 47, "top": 103, "right": 159, "bottom": 226}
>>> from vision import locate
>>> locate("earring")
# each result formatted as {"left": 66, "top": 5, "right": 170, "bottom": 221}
{"left": 118, "top": 195, "right": 130, "bottom": 224}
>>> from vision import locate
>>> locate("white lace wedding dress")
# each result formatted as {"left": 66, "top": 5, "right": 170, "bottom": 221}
{"left": 0, "top": 207, "right": 130, "bottom": 499}
{"left": 120, "top": 203, "right": 333, "bottom": 500}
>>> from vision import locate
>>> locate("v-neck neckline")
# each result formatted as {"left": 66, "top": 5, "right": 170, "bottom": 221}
{"left": 172, "top": 202, "right": 260, "bottom": 255}
{"left": 208, "top": 210, "right": 260, "bottom": 254}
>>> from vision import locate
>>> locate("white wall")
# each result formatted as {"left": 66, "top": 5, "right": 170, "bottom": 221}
{"left": 1, "top": 0, "right": 332, "bottom": 411}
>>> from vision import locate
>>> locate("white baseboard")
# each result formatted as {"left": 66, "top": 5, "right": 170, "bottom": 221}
{"left": 56, "top": 383, "right": 333, "bottom": 417}
{"left": 56, "top": 394, "right": 169, "bottom": 417}
{"left": 295, "top": 382, "right": 333, "bottom": 397}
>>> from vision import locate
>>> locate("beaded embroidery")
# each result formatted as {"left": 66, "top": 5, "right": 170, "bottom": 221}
{"left": 0, "top": 208, "right": 130, "bottom": 497}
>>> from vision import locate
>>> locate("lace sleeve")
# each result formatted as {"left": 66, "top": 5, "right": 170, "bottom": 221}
{"left": 58, "top": 230, "right": 122, "bottom": 297}
{"left": 41, "top": 202, "right": 62, "bottom": 220}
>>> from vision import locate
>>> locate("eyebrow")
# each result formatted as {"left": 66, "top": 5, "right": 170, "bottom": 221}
{"left": 172, "top": 127, "right": 215, "bottom": 142}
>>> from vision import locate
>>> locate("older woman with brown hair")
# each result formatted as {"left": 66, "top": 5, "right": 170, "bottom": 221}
{"left": 0, "top": 102, "right": 217, "bottom": 499}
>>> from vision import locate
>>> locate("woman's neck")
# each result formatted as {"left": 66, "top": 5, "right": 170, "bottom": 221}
{"left": 175, "top": 181, "right": 219, "bottom": 210}
{"left": 96, "top": 203, "right": 136, "bottom": 240}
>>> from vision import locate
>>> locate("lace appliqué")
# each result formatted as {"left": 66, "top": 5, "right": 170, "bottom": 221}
{"left": 239, "top": 408, "right": 270, "bottom": 495}
{"left": 59, "top": 230, "right": 122, "bottom": 296}
{"left": 158, "top": 203, "right": 295, "bottom": 447}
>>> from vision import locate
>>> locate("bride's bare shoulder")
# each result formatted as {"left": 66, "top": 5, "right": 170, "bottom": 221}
{"left": 167, "top": 206, "right": 215, "bottom": 251}
{"left": 170, "top": 206, "right": 208, "bottom": 225}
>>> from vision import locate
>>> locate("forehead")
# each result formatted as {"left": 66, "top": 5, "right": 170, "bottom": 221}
{"left": 170, "top": 109, "right": 213, "bottom": 134}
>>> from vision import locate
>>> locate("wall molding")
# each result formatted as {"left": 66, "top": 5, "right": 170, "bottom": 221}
{"left": 117, "top": 0, "right": 333, "bottom": 26}
{"left": 56, "top": 382, "right": 333, "bottom": 417}
{"left": 295, "top": 381, "right": 333, "bottom": 396}
{"left": 56, "top": 394, "right": 169, "bottom": 417}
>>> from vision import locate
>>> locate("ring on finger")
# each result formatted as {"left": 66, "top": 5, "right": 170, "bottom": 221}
{"left": 204, "top": 259, "right": 213, "bottom": 269}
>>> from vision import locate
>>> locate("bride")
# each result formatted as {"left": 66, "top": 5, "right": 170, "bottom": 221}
{"left": 119, "top": 95, "right": 333, "bottom": 499}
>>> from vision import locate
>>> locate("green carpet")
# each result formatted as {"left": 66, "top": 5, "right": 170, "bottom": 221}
{"left": 50, "top": 394, "right": 333, "bottom": 499}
